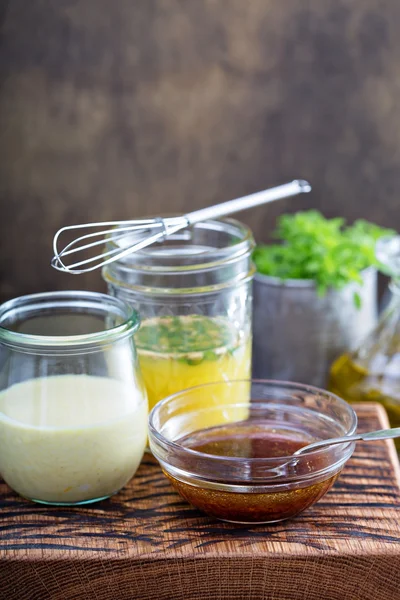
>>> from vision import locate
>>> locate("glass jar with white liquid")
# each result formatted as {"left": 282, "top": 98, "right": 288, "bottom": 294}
{"left": 0, "top": 291, "right": 148, "bottom": 505}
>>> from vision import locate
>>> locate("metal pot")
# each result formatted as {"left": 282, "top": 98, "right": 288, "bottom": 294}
{"left": 252, "top": 268, "right": 378, "bottom": 387}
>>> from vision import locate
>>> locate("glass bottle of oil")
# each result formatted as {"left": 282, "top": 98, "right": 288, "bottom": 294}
{"left": 329, "top": 236, "right": 400, "bottom": 446}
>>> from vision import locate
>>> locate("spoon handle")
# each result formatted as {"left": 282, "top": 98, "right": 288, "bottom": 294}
{"left": 296, "top": 427, "right": 400, "bottom": 455}
{"left": 361, "top": 427, "right": 400, "bottom": 441}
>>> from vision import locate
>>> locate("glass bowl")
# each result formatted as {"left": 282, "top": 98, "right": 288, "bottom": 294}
{"left": 148, "top": 380, "right": 357, "bottom": 524}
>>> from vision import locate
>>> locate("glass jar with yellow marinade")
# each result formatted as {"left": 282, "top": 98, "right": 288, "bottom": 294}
{"left": 102, "top": 218, "right": 254, "bottom": 415}
{"left": 329, "top": 236, "right": 400, "bottom": 448}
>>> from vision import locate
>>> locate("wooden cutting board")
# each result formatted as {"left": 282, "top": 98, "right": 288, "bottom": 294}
{"left": 1, "top": 403, "right": 400, "bottom": 600}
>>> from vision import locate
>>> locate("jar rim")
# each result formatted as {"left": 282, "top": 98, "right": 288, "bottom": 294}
{"left": 104, "top": 218, "right": 254, "bottom": 274}
{"left": 0, "top": 291, "right": 140, "bottom": 351}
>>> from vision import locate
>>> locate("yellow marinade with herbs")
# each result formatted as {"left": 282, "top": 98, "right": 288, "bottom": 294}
{"left": 135, "top": 315, "right": 251, "bottom": 417}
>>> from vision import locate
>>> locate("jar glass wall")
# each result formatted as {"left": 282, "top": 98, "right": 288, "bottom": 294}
{"left": 0, "top": 291, "right": 148, "bottom": 505}
{"left": 103, "top": 218, "right": 255, "bottom": 413}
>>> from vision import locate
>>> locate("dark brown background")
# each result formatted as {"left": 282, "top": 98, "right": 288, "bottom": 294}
{"left": 1, "top": 0, "right": 400, "bottom": 302}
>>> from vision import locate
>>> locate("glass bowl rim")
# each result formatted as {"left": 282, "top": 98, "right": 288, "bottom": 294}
{"left": 148, "top": 378, "right": 358, "bottom": 465}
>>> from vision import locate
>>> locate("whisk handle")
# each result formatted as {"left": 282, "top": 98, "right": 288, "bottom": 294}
{"left": 185, "top": 179, "right": 311, "bottom": 225}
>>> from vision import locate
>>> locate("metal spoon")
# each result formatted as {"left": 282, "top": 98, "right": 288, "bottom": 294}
{"left": 270, "top": 427, "right": 400, "bottom": 477}
{"left": 294, "top": 426, "right": 400, "bottom": 456}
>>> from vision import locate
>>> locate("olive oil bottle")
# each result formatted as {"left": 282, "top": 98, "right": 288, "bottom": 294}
{"left": 329, "top": 236, "right": 400, "bottom": 449}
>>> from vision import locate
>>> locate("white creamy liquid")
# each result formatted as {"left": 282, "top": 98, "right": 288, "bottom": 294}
{"left": 0, "top": 375, "right": 148, "bottom": 503}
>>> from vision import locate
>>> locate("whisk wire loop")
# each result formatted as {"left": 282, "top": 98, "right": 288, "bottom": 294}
{"left": 51, "top": 180, "right": 311, "bottom": 274}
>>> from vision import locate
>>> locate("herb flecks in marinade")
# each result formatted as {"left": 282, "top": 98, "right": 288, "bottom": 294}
{"left": 136, "top": 315, "right": 237, "bottom": 363}
{"left": 136, "top": 316, "right": 251, "bottom": 411}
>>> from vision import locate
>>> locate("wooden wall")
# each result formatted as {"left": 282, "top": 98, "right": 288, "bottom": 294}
{"left": 1, "top": 0, "right": 400, "bottom": 302}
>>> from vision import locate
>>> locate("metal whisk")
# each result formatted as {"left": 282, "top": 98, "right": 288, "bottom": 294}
{"left": 51, "top": 179, "right": 311, "bottom": 274}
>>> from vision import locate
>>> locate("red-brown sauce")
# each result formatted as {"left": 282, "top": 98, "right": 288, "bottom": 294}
{"left": 165, "top": 421, "right": 339, "bottom": 524}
